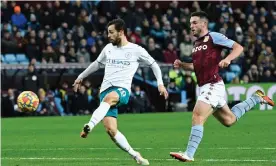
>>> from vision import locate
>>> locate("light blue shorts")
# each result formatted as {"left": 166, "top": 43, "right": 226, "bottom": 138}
{"left": 100, "top": 87, "right": 130, "bottom": 118}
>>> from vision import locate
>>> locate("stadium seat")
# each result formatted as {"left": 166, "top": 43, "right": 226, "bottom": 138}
{"left": 225, "top": 72, "right": 236, "bottom": 83}
{"left": 8, "top": 61, "right": 19, "bottom": 64}
{"left": 1, "top": 54, "right": 5, "bottom": 63}
{"left": 4, "top": 54, "right": 17, "bottom": 64}
{"left": 230, "top": 64, "right": 242, "bottom": 76}
{"left": 16, "top": 54, "right": 29, "bottom": 63}
{"left": 5, "top": 70, "right": 17, "bottom": 76}
{"left": 20, "top": 61, "right": 29, "bottom": 65}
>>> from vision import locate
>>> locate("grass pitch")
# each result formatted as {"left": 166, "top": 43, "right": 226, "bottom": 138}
{"left": 2, "top": 111, "right": 276, "bottom": 166}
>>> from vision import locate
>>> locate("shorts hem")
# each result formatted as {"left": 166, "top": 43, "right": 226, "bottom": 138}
{"left": 104, "top": 115, "right": 118, "bottom": 118}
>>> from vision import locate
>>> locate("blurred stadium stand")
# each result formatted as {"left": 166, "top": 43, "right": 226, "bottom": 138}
{"left": 1, "top": 1, "right": 276, "bottom": 117}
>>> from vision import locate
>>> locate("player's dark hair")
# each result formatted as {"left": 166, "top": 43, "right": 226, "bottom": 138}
{"left": 107, "top": 18, "right": 127, "bottom": 35}
{"left": 191, "top": 11, "right": 209, "bottom": 21}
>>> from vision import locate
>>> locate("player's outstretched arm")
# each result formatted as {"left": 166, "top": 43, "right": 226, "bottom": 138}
{"left": 151, "top": 62, "right": 169, "bottom": 99}
{"left": 219, "top": 42, "right": 244, "bottom": 68}
{"left": 73, "top": 61, "right": 101, "bottom": 92}
{"left": 174, "top": 59, "right": 194, "bottom": 71}
{"left": 73, "top": 45, "right": 107, "bottom": 92}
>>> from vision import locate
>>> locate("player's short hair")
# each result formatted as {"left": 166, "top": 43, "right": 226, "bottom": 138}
{"left": 107, "top": 18, "right": 127, "bottom": 34}
{"left": 191, "top": 11, "right": 209, "bottom": 21}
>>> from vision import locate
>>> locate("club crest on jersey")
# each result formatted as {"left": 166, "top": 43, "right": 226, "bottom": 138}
{"left": 203, "top": 36, "right": 209, "bottom": 42}
{"left": 125, "top": 52, "right": 132, "bottom": 59}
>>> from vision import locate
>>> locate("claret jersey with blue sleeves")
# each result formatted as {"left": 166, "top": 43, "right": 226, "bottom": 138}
{"left": 191, "top": 32, "right": 235, "bottom": 86}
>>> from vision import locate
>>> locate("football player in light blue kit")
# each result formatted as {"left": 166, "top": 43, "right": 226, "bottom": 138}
{"left": 73, "top": 18, "right": 168, "bottom": 165}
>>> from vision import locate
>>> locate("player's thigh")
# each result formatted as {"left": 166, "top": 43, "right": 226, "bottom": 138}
{"left": 102, "top": 91, "right": 120, "bottom": 106}
{"left": 103, "top": 116, "right": 118, "bottom": 137}
{"left": 213, "top": 104, "right": 236, "bottom": 127}
{"left": 192, "top": 100, "right": 214, "bottom": 125}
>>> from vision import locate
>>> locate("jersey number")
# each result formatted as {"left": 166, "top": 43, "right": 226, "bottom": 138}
{"left": 118, "top": 88, "right": 126, "bottom": 97}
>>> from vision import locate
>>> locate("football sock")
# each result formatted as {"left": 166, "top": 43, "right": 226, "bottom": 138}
{"left": 231, "top": 95, "right": 261, "bottom": 121}
{"left": 185, "top": 125, "right": 204, "bottom": 158}
{"left": 88, "top": 102, "right": 110, "bottom": 129}
{"left": 113, "top": 130, "right": 137, "bottom": 157}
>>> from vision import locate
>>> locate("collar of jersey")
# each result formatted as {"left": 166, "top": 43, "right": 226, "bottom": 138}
{"left": 116, "top": 42, "right": 131, "bottom": 48}
{"left": 196, "top": 32, "right": 210, "bottom": 41}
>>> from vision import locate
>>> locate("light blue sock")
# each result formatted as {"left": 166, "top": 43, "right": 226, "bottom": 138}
{"left": 185, "top": 125, "right": 203, "bottom": 158}
{"left": 231, "top": 95, "right": 261, "bottom": 121}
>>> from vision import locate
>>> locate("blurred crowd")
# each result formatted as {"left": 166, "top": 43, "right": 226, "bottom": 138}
{"left": 1, "top": 67, "right": 152, "bottom": 117}
{"left": 1, "top": 1, "right": 276, "bottom": 116}
{"left": 2, "top": 1, "right": 276, "bottom": 81}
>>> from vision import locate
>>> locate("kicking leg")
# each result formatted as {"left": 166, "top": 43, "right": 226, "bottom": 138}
{"left": 80, "top": 91, "right": 119, "bottom": 138}
{"left": 170, "top": 100, "right": 214, "bottom": 162}
{"left": 103, "top": 117, "right": 149, "bottom": 165}
{"left": 213, "top": 104, "right": 237, "bottom": 127}
{"left": 214, "top": 90, "right": 275, "bottom": 127}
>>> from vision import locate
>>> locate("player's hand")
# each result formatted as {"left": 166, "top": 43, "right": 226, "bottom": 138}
{"left": 174, "top": 59, "right": 182, "bottom": 69}
{"left": 219, "top": 59, "right": 231, "bottom": 68}
{"left": 158, "top": 85, "right": 169, "bottom": 99}
{"left": 72, "top": 78, "right": 83, "bottom": 92}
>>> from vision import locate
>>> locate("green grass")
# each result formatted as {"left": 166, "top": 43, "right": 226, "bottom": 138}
{"left": 2, "top": 111, "right": 276, "bottom": 166}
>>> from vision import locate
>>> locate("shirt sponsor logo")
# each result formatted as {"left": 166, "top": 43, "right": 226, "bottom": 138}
{"left": 192, "top": 45, "right": 208, "bottom": 53}
{"left": 106, "top": 59, "right": 130, "bottom": 65}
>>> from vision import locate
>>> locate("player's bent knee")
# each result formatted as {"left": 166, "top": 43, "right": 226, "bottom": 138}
{"left": 223, "top": 122, "right": 233, "bottom": 128}
{"left": 192, "top": 114, "right": 205, "bottom": 125}
{"left": 223, "top": 117, "right": 236, "bottom": 127}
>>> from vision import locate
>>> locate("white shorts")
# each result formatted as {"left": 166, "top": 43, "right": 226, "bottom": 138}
{"left": 197, "top": 81, "right": 226, "bottom": 108}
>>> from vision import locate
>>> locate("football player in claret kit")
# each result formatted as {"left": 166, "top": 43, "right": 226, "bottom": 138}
{"left": 73, "top": 18, "right": 168, "bottom": 165}
{"left": 170, "top": 11, "right": 275, "bottom": 162}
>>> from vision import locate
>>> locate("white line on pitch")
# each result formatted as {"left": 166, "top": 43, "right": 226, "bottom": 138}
{"left": 2, "top": 147, "right": 276, "bottom": 151}
{"left": 1, "top": 157, "right": 275, "bottom": 162}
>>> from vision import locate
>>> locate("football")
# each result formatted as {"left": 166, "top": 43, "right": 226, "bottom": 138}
{"left": 17, "top": 91, "right": 39, "bottom": 112}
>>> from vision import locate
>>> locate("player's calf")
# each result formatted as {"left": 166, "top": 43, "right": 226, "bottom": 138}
{"left": 105, "top": 125, "right": 117, "bottom": 141}
{"left": 80, "top": 101, "right": 111, "bottom": 138}
{"left": 110, "top": 130, "right": 147, "bottom": 165}
{"left": 103, "top": 117, "right": 142, "bottom": 163}
{"left": 175, "top": 101, "right": 212, "bottom": 161}
{"left": 80, "top": 91, "right": 120, "bottom": 138}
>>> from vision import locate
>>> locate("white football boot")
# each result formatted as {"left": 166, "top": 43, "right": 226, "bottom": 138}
{"left": 134, "top": 152, "right": 150, "bottom": 165}
{"left": 170, "top": 151, "right": 194, "bottom": 162}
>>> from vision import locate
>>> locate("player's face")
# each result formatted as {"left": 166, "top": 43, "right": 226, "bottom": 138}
{"left": 190, "top": 16, "right": 207, "bottom": 37}
{"left": 108, "top": 25, "right": 122, "bottom": 46}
